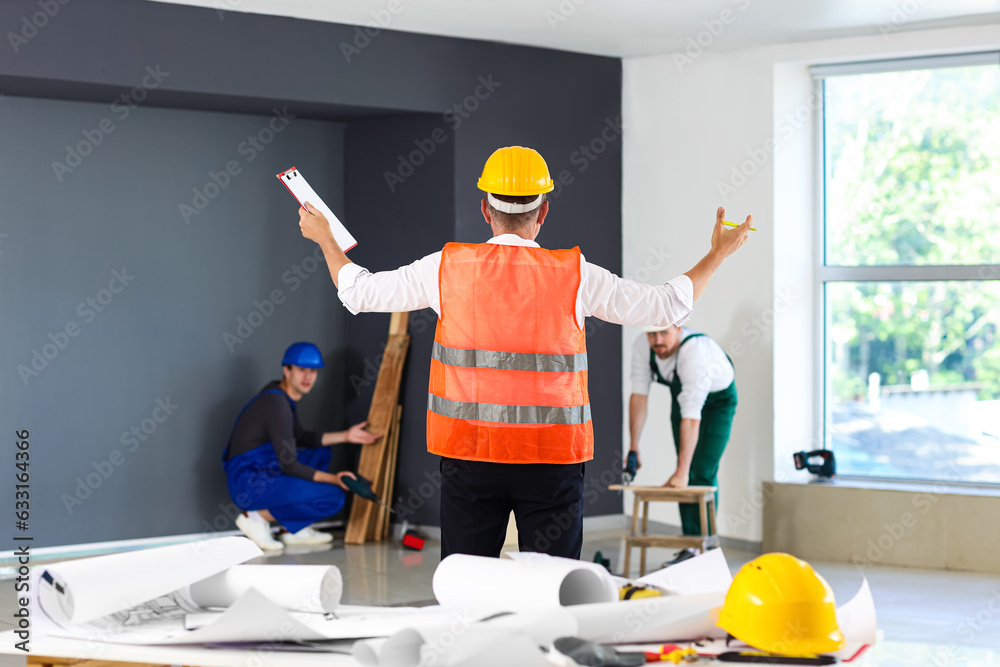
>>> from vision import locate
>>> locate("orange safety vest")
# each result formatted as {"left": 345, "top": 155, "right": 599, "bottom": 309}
{"left": 427, "top": 242, "right": 594, "bottom": 464}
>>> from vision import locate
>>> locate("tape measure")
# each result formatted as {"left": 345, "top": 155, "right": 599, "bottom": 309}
{"left": 619, "top": 584, "right": 664, "bottom": 600}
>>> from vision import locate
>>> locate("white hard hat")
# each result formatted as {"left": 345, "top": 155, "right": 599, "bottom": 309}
{"left": 641, "top": 325, "right": 673, "bottom": 333}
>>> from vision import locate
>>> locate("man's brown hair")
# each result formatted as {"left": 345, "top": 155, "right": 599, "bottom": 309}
{"left": 487, "top": 193, "right": 546, "bottom": 233}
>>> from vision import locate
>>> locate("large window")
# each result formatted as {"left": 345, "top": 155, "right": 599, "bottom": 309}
{"left": 816, "top": 53, "right": 1000, "bottom": 484}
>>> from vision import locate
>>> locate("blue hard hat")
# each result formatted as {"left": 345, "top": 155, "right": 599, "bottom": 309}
{"left": 282, "top": 342, "right": 325, "bottom": 369}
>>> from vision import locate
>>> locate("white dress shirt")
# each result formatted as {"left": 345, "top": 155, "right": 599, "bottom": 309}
{"left": 337, "top": 234, "right": 694, "bottom": 331}
{"left": 630, "top": 329, "right": 734, "bottom": 419}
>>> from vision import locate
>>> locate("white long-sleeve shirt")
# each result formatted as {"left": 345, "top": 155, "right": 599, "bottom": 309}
{"left": 337, "top": 234, "right": 694, "bottom": 331}
{"left": 630, "top": 329, "right": 734, "bottom": 419}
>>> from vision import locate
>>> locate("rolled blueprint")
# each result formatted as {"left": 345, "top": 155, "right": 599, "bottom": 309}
{"left": 432, "top": 554, "right": 616, "bottom": 612}
{"left": 188, "top": 564, "right": 343, "bottom": 613}
{"left": 567, "top": 592, "right": 728, "bottom": 643}
{"left": 35, "top": 536, "right": 261, "bottom": 626}
{"left": 507, "top": 551, "right": 620, "bottom": 601}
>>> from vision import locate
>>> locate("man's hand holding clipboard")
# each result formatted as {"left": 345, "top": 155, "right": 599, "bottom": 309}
{"left": 297, "top": 202, "right": 338, "bottom": 248}
{"left": 277, "top": 167, "right": 357, "bottom": 251}
{"left": 278, "top": 166, "right": 357, "bottom": 288}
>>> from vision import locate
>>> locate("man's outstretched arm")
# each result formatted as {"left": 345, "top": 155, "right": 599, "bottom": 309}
{"left": 581, "top": 206, "right": 753, "bottom": 327}
{"left": 296, "top": 203, "right": 437, "bottom": 314}
{"left": 322, "top": 422, "right": 380, "bottom": 445}
{"left": 685, "top": 206, "right": 752, "bottom": 302}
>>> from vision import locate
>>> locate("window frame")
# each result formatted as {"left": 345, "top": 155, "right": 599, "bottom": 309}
{"left": 814, "top": 52, "right": 1000, "bottom": 486}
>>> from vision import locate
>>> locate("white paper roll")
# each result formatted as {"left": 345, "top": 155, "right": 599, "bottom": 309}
{"left": 355, "top": 625, "right": 555, "bottom": 667}
{"left": 567, "top": 592, "right": 727, "bottom": 643}
{"left": 431, "top": 626, "right": 551, "bottom": 667}
{"left": 432, "top": 554, "right": 615, "bottom": 612}
{"left": 507, "top": 551, "right": 620, "bottom": 602}
{"left": 188, "top": 564, "right": 342, "bottom": 613}
{"left": 353, "top": 636, "right": 390, "bottom": 666}
{"left": 35, "top": 536, "right": 261, "bottom": 626}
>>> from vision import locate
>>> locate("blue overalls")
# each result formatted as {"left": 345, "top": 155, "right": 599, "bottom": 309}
{"left": 222, "top": 388, "right": 346, "bottom": 534}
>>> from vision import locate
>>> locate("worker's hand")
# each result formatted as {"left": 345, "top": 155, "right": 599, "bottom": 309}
{"left": 298, "top": 202, "right": 337, "bottom": 248}
{"left": 332, "top": 471, "right": 356, "bottom": 491}
{"left": 345, "top": 421, "right": 380, "bottom": 445}
{"left": 710, "top": 206, "right": 752, "bottom": 260}
{"left": 663, "top": 470, "right": 688, "bottom": 489}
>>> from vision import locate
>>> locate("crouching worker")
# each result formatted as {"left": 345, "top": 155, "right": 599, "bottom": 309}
{"left": 223, "top": 342, "right": 378, "bottom": 551}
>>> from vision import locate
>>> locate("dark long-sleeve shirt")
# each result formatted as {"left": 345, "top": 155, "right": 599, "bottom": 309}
{"left": 225, "top": 381, "right": 324, "bottom": 480}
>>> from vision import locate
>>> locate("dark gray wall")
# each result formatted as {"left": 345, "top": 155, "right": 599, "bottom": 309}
{"left": 1, "top": 0, "right": 624, "bottom": 546}
{"left": 0, "top": 95, "right": 347, "bottom": 547}
{"left": 343, "top": 116, "right": 456, "bottom": 526}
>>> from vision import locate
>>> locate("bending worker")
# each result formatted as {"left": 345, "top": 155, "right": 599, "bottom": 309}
{"left": 223, "top": 342, "right": 378, "bottom": 551}
{"left": 627, "top": 325, "right": 737, "bottom": 566}
{"left": 297, "top": 146, "right": 752, "bottom": 559}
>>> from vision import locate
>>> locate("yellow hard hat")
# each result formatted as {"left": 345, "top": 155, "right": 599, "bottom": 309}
{"left": 718, "top": 553, "right": 845, "bottom": 656}
{"left": 477, "top": 146, "right": 554, "bottom": 196}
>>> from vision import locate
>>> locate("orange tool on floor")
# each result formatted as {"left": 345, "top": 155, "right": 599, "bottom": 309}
{"left": 643, "top": 645, "right": 699, "bottom": 663}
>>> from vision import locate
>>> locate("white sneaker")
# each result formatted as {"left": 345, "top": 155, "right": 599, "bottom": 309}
{"left": 280, "top": 525, "right": 334, "bottom": 545}
{"left": 235, "top": 512, "right": 284, "bottom": 551}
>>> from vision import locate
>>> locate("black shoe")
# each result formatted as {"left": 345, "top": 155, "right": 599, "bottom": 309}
{"left": 661, "top": 548, "right": 697, "bottom": 568}
{"left": 593, "top": 550, "right": 612, "bottom": 573}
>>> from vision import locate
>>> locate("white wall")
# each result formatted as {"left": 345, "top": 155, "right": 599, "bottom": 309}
{"left": 621, "top": 22, "right": 1000, "bottom": 544}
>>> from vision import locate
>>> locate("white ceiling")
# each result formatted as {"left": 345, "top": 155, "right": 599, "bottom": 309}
{"left": 150, "top": 0, "right": 1000, "bottom": 57}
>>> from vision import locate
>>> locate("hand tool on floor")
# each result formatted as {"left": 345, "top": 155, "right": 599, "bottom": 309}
{"left": 717, "top": 652, "right": 836, "bottom": 664}
{"left": 623, "top": 451, "right": 639, "bottom": 485}
{"left": 644, "top": 646, "right": 700, "bottom": 663}
{"left": 553, "top": 637, "right": 646, "bottom": 667}
{"left": 342, "top": 474, "right": 395, "bottom": 514}
{"left": 402, "top": 531, "right": 425, "bottom": 550}
{"left": 397, "top": 520, "right": 424, "bottom": 550}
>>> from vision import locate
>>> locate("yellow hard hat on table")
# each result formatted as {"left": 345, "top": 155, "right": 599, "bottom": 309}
{"left": 718, "top": 552, "right": 845, "bottom": 656}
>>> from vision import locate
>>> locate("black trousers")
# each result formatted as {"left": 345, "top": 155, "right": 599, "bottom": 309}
{"left": 439, "top": 457, "right": 585, "bottom": 560}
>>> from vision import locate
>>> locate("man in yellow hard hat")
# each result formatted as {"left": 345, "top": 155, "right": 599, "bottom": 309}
{"left": 297, "top": 146, "right": 752, "bottom": 559}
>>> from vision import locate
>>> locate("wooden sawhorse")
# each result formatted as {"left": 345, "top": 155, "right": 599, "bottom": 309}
{"left": 608, "top": 485, "right": 718, "bottom": 577}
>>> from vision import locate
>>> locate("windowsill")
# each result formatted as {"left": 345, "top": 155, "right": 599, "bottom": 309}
{"left": 774, "top": 475, "right": 1000, "bottom": 498}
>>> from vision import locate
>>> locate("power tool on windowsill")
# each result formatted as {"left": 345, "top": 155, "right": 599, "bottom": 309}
{"left": 793, "top": 449, "right": 836, "bottom": 480}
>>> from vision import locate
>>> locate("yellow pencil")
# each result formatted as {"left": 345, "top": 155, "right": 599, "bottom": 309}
{"left": 722, "top": 220, "right": 758, "bottom": 231}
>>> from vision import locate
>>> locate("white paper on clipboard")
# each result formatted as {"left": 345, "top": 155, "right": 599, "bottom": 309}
{"left": 277, "top": 167, "right": 357, "bottom": 251}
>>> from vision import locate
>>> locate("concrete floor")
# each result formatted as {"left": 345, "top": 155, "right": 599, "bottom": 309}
{"left": 3, "top": 527, "right": 1000, "bottom": 662}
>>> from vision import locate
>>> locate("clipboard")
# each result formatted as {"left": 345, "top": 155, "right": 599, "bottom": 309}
{"left": 277, "top": 167, "right": 357, "bottom": 251}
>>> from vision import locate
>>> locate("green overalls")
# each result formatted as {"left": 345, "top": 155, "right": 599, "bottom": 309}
{"left": 650, "top": 333, "right": 737, "bottom": 536}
